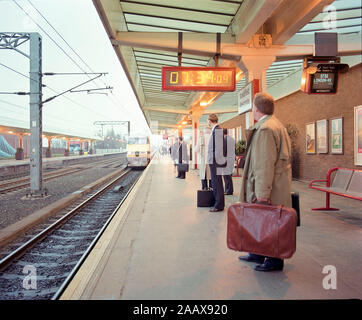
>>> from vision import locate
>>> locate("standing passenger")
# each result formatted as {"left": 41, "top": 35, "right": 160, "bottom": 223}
{"left": 195, "top": 128, "right": 212, "bottom": 190}
{"left": 222, "top": 129, "right": 235, "bottom": 195}
{"left": 207, "top": 114, "right": 225, "bottom": 212}
{"left": 238, "top": 92, "right": 292, "bottom": 272}
{"left": 176, "top": 136, "right": 189, "bottom": 179}
{"left": 170, "top": 138, "right": 179, "bottom": 174}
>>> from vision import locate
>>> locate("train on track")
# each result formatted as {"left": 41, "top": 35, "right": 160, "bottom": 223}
{"left": 126, "top": 136, "right": 150, "bottom": 168}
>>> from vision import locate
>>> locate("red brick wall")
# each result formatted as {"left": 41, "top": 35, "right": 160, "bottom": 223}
{"left": 275, "top": 64, "right": 361, "bottom": 180}
{"left": 220, "top": 114, "right": 247, "bottom": 141}
{"left": 220, "top": 63, "right": 362, "bottom": 180}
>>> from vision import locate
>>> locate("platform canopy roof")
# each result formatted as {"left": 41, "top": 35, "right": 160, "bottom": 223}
{"left": 93, "top": 0, "right": 362, "bottom": 133}
{"left": 0, "top": 124, "right": 99, "bottom": 142}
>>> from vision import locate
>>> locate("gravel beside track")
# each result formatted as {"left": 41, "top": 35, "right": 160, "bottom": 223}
{"left": 0, "top": 155, "right": 127, "bottom": 229}
{"left": 0, "top": 170, "right": 142, "bottom": 300}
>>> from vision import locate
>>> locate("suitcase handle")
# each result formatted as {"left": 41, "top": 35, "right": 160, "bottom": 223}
{"left": 278, "top": 205, "right": 283, "bottom": 219}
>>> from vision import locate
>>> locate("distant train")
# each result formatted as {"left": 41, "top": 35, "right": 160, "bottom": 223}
{"left": 126, "top": 136, "right": 150, "bottom": 168}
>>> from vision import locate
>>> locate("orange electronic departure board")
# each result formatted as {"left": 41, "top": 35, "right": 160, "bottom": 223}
{"left": 162, "top": 67, "right": 236, "bottom": 91}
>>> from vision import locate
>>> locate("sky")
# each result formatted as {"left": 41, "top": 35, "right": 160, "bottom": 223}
{"left": 0, "top": 0, "right": 151, "bottom": 139}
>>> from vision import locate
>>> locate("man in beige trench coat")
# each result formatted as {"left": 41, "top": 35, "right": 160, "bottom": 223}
{"left": 239, "top": 92, "right": 292, "bottom": 272}
{"left": 195, "top": 128, "right": 212, "bottom": 190}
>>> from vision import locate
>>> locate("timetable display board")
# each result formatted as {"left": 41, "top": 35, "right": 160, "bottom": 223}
{"left": 300, "top": 58, "right": 347, "bottom": 95}
{"left": 237, "top": 79, "right": 260, "bottom": 115}
{"left": 162, "top": 67, "right": 236, "bottom": 91}
{"left": 310, "top": 65, "right": 338, "bottom": 93}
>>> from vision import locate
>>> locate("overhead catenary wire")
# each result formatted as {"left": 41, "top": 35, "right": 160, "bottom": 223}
{"left": 0, "top": 62, "right": 45, "bottom": 86}
{"left": 13, "top": 1, "right": 91, "bottom": 78}
{"left": 0, "top": 113, "right": 93, "bottom": 137}
{"left": 0, "top": 62, "right": 113, "bottom": 120}
{"left": 0, "top": 98, "right": 99, "bottom": 130}
{"left": 25, "top": 0, "right": 126, "bottom": 111}
{"left": 0, "top": 92, "right": 29, "bottom": 95}
{"left": 11, "top": 1, "right": 118, "bottom": 120}
{"left": 3, "top": 1, "right": 130, "bottom": 139}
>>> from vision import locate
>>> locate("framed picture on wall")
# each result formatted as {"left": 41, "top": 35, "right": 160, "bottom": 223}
{"left": 306, "top": 122, "right": 316, "bottom": 154}
{"left": 230, "top": 128, "right": 235, "bottom": 140}
{"left": 354, "top": 105, "right": 362, "bottom": 166}
{"left": 237, "top": 126, "right": 242, "bottom": 142}
{"left": 316, "top": 119, "right": 328, "bottom": 154}
{"left": 331, "top": 117, "right": 343, "bottom": 154}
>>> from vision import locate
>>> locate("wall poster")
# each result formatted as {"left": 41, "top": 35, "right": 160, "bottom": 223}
{"left": 306, "top": 122, "right": 316, "bottom": 154}
{"left": 237, "top": 126, "right": 242, "bottom": 142}
{"left": 331, "top": 117, "right": 343, "bottom": 154}
{"left": 316, "top": 119, "right": 328, "bottom": 154}
{"left": 229, "top": 128, "right": 236, "bottom": 140}
{"left": 354, "top": 106, "right": 362, "bottom": 166}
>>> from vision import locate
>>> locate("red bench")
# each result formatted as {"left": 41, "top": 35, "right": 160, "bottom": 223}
{"left": 232, "top": 155, "right": 244, "bottom": 177}
{"left": 309, "top": 167, "right": 362, "bottom": 211}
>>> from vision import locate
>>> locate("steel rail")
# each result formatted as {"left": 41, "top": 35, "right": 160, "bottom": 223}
{"left": 0, "top": 157, "right": 126, "bottom": 194}
{"left": 0, "top": 168, "right": 131, "bottom": 272}
{"left": 0, "top": 168, "right": 84, "bottom": 194}
{"left": 51, "top": 169, "right": 142, "bottom": 300}
{"left": 0, "top": 167, "right": 82, "bottom": 188}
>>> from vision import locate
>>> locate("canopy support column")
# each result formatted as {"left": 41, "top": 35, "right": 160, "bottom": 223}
{"left": 238, "top": 54, "right": 275, "bottom": 126}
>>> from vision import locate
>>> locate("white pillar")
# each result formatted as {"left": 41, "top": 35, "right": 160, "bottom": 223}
{"left": 191, "top": 114, "right": 201, "bottom": 170}
{"left": 238, "top": 55, "right": 275, "bottom": 126}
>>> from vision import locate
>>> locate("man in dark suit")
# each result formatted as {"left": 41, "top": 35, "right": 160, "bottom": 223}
{"left": 206, "top": 114, "right": 225, "bottom": 212}
{"left": 176, "top": 136, "right": 189, "bottom": 179}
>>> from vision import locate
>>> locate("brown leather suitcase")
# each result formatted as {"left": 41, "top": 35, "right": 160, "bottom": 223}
{"left": 227, "top": 203, "right": 297, "bottom": 259}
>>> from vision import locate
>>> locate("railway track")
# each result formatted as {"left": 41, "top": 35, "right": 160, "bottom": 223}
{"left": 0, "top": 156, "right": 126, "bottom": 195}
{"left": 0, "top": 153, "right": 126, "bottom": 182}
{"left": 0, "top": 167, "right": 142, "bottom": 300}
{"left": 0, "top": 167, "right": 84, "bottom": 194}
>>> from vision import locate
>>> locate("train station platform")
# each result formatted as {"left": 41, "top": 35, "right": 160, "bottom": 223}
{"left": 61, "top": 157, "right": 362, "bottom": 300}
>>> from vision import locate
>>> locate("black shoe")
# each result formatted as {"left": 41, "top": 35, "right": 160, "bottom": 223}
{"left": 224, "top": 192, "right": 233, "bottom": 195}
{"left": 238, "top": 254, "right": 265, "bottom": 264}
{"left": 254, "top": 260, "right": 284, "bottom": 272}
{"left": 209, "top": 207, "right": 223, "bottom": 212}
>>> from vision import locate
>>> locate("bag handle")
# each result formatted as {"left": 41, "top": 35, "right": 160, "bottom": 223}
{"left": 278, "top": 205, "right": 283, "bottom": 219}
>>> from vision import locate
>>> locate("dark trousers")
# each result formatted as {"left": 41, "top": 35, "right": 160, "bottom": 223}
{"left": 249, "top": 253, "right": 284, "bottom": 266}
{"left": 209, "top": 164, "right": 224, "bottom": 210}
{"left": 177, "top": 167, "right": 186, "bottom": 179}
{"left": 201, "top": 179, "right": 212, "bottom": 190}
{"left": 223, "top": 174, "right": 234, "bottom": 194}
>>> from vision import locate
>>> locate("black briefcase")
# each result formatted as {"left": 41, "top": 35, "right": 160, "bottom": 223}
{"left": 178, "top": 163, "right": 189, "bottom": 172}
{"left": 197, "top": 189, "right": 215, "bottom": 207}
{"left": 291, "top": 192, "right": 301, "bottom": 227}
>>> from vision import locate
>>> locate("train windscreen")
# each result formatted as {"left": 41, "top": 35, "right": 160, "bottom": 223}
{"left": 128, "top": 137, "right": 148, "bottom": 145}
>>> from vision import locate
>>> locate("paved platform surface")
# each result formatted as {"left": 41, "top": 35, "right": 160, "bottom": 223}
{"left": 62, "top": 156, "right": 362, "bottom": 300}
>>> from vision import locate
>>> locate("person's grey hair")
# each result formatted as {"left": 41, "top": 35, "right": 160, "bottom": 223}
{"left": 253, "top": 92, "right": 274, "bottom": 115}
{"left": 208, "top": 113, "right": 218, "bottom": 123}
